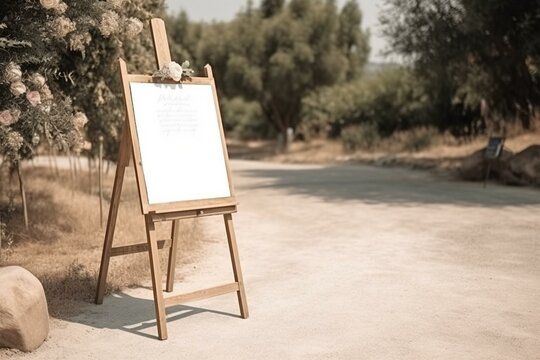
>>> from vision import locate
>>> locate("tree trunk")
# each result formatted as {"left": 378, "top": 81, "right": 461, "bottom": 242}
{"left": 16, "top": 161, "right": 28, "bottom": 229}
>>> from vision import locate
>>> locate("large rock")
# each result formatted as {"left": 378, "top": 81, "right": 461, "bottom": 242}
{"left": 508, "top": 145, "right": 540, "bottom": 185}
{"left": 0, "top": 266, "right": 49, "bottom": 352}
{"left": 459, "top": 147, "right": 514, "bottom": 181}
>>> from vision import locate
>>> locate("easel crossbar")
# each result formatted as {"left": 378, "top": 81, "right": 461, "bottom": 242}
{"left": 164, "top": 282, "right": 240, "bottom": 307}
{"left": 110, "top": 239, "right": 170, "bottom": 257}
{"left": 151, "top": 205, "right": 237, "bottom": 223}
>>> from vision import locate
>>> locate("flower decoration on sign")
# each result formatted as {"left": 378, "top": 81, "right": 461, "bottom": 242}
{"left": 152, "top": 61, "right": 195, "bottom": 82}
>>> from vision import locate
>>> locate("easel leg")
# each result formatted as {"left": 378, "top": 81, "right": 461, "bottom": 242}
{"left": 95, "top": 128, "right": 130, "bottom": 304}
{"left": 223, "top": 214, "right": 249, "bottom": 319}
{"left": 145, "top": 214, "right": 168, "bottom": 340}
{"left": 166, "top": 220, "right": 180, "bottom": 292}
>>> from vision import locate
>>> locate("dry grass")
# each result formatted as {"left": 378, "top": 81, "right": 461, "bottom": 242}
{"left": 227, "top": 130, "right": 540, "bottom": 173}
{"left": 0, "top": 164, "right": 203, "bottom": 318}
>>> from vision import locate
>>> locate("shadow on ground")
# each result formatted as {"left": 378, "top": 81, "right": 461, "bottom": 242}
{"left": 236, "top": 162, "right": 540, "bottom": 207}
{"left": 59, "top": 292, "right": 240, "bottom": 340}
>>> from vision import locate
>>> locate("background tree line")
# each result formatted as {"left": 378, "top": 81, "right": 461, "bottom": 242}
{"left": 167, "top": 0, "right": 540, "bottom": 150}
{"left": 2, "top": 0, "right": 540, "bottom": 163}
{"left": 166, "top": 0, "right": 370, "bottom": 147}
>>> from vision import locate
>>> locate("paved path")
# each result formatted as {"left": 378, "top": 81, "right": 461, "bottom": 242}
{"left": 4, "top": 160, "right": 540, "bottom": 359}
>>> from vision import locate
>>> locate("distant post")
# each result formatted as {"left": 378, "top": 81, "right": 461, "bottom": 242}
{"left": 483, "top": 136, "right": 505, "bottom": 187}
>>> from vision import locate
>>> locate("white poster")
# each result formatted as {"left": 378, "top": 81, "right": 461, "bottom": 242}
{"left": 129, "top": 82, "right": 231, "bottom": 205}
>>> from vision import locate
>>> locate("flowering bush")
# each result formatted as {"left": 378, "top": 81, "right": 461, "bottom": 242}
{"left": 0, "top": 0, "right": 160, "bottom": 162}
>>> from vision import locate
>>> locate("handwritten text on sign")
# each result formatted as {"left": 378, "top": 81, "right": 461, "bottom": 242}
{"left": 129, "top": 82, "right": 231, "bottom": 205}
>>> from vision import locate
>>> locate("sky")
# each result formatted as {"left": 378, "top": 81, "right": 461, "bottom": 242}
{"left": 165, "top": 0, "right": 389, "bottom": 63}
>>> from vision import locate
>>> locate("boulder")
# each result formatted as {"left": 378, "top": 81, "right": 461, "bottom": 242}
{"left": 508, "top": 145, "right": 540, "bottom": 185}
{"left": 459, "top": 147, "right": 513, "bottom": 181}
{"left": 0, "top": 266, "right": 49, "bottom": 352}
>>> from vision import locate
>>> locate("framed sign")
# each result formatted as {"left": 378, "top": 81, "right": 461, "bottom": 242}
{"left": 122, "top": 74, "right": 236, "bottom": 214}
{"left": 485, "top": 136, "right": 504, "bottom": 159}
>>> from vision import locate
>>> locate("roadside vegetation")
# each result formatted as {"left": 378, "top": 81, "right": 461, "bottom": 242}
{"left": 0, "top": 165, "right": 201, "bottom": 317}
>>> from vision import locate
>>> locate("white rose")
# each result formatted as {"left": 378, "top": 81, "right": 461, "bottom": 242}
{"left": 40, "top": 0, "right": 60, "bottom": 9}
{"left": 30, "top": 73, "right": 46, "bottom": 88}
{"left": 55, "top": 1, "right": 68, "bottom": 14}
{"left": 10, "top": 81, "right": 27, "bottom": 97}
{"left": 99, "top": 11, "right": 119, "bottom": 37}
{"left": 73, "top": 112, "right": 88, "bottom": 128}
{"left": 6, "top": 132, "right": 24, "bottom": 152}
{"left": 4, "top": 62, "right": 22, "bottom": 83}
{"left": 167, "top": 62, "right": 183, "bottom": 81}
{"left": 52, "top": 16, "right": 76, "bottom": 38}
{"left": 124, "top": 18, "right": 143, "bottom": 37}
{"left": 32, "top": 133, "right": 41, "bottom": 146}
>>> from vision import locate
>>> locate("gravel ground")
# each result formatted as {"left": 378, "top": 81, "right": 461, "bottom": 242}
{"left": 2, "top": 160, "right": 539, "bottom": 359}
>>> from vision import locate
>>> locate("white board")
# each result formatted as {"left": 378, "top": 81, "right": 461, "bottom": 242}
{"left": 129, "top": 82, "right": 231, "bottom": 205}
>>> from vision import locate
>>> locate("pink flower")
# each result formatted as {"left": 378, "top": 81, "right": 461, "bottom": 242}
{"left": 10, "top": 81, "right": 26, "bottom": 97}
{"left": 0, "top": 110, "right": 14, "bottom": 126}
{"left": 26, "top": 91, "right": 42, "bottom": 106}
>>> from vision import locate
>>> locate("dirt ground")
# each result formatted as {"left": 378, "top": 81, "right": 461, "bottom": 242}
{"left": 227, "top": 131, "right": 540, "bottom": 173}
{"left": 1, "top": 160, "right": 540, "bottom": 359}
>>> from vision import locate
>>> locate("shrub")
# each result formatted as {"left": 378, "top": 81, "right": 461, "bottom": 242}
{"left": 220, "top": 97, "right": 273, "bottom": 140}
{"left": 341, "top": 123, "right": 380, "bottom": 151}
{"left": 301, "top": 66, "right": 432, "bottom": 140}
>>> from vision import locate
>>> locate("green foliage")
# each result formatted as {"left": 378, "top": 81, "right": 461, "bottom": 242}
{"left": 58, "top": 0, "right": 165, "bottom": 160}
{"left": 381, "top": 0, "right": 540, "bottom": 130}
{"left": 166, "top": 11, "right": 203, "bottom": 68}
{"left": 394, "top": 127, "right": 438, "bottom": 152}
{"left": 341, "top": 123, "right": 380, "bottom": 151}
{"left": 261, "top": 0, "right": 285, "bottom": 18}
{"left": 301, "top": 67, "right": 431, "bottom": 139}
{"left": 338, "top": 0, "right": 370, "bottom": 78}
{"left": 187, "top": 0, "right": 369, "bottom": 138}
{"left": 221, "top": 97, "right": 272, "bottom": 140}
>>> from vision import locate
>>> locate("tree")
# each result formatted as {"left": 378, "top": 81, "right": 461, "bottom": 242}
{"left": 58, "top": 0, "right": 166, "bottom": 160}
{"left": 166, "top": 10, "right": 203, "bottom": 67}
{"left": 194, "top": 0, "right": 370, "bottom": 143}
{"left": 381, "top": 0, "right": 540, "bottom": 132}
{"left": 0, "top": 0, "right": 163, "bottom": 163}
{"left": 261, "top": 0, "right": 285, "bottom": 18}
{"left": 338, "top": 0, "right": 370, "bottom": 78}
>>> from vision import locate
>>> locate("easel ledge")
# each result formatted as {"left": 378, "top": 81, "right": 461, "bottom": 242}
{"left": 94, "top": 18, "right": 249, "bottom": 341}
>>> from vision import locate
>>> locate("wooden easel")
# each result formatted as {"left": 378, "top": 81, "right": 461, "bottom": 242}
{"left": 95, "top": 18, "right": 248, "bottom": 340}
